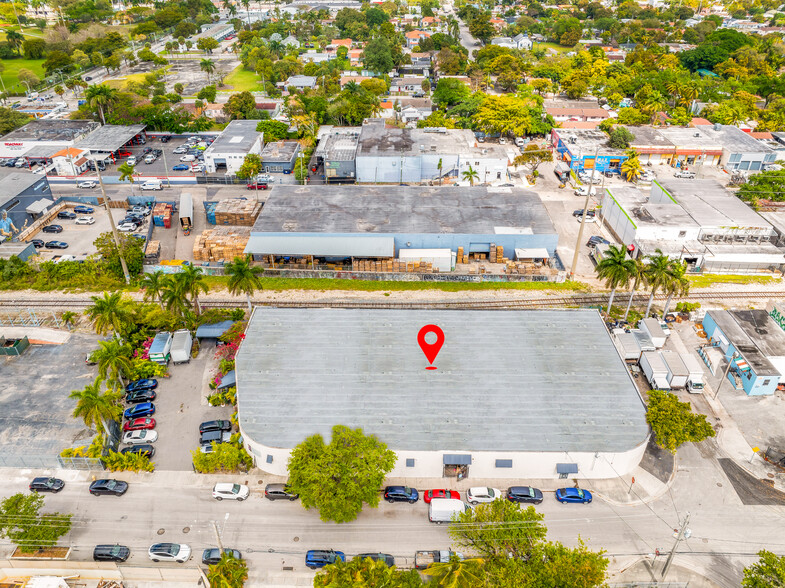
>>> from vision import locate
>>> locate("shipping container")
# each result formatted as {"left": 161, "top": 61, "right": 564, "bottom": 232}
{"left": 661, "top": 350, "right": 689, "bottom": 388}
{"left": 170, "top": 329, "right": 193, "bottom": 364}
{"left": 180, "top": 193, "right": 193, "bottom": 230}
{"left": 614, "top": 331, "right": 642, "bottom": 361}
{"left": 639, "top": 350, "right": 670, "bottom": 389}
{"left": 148, "top": 332, "right": 172, "bottom": 365}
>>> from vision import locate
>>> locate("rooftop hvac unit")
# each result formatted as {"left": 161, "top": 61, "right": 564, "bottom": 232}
{"left": 714, "top": 123, "right": 721, "bottom": 131}
{"left": 569, "top": 136, "right": 577, "bottom": 144}
{"left": 694, "top": 133, "right": 701, "bottom": 137}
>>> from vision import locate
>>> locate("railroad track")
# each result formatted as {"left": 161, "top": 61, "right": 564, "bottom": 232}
{"left": 0, "top": 290, "right": 782, "bottom": 310}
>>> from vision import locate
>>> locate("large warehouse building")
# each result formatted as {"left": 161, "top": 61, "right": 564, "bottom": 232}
{"left": 235, "top": 309, "right": 650, "bottom": 480}
{"left": 245, "top": 185, "right": 558, "bottom": 263}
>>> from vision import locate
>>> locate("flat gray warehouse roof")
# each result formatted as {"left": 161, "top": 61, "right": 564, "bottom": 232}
{"left": 75, "top": 124, "right": 146, "bottom": 152}
{"left": 236, "top": 309, "right": 649, "bottom": 453}
{"left": 207, "top": 120, "right": 262, "bottom": 154}
{"left": 251, "top": 185, "right": 556, "bottom": 235}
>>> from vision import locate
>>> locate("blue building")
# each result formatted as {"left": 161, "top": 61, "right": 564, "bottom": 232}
{"left": 551, "top": 128, "right": 628, "bottom": 174}
{"left": 702, "top": 310, "right": 785, "bottom": 396}
{"left": 245, "top": 185, "right": 559, "bottom": 267}
{"left": 0, "top": 173, "right": 53, "bottom": 240}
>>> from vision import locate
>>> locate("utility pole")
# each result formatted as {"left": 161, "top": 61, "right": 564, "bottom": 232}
{"left": 212, "top": 520, "right": 224, "bottom": 551}
{"left": 713, "top": 351, "right": 739, "bottom": 400}
{"left": 662, "top": 511, "right": 690, "bottom": 580}
{"left": 94, "top": 158, "right": 131, "bottom": 284}
{"left": 569, "top": 147, "right": 599, "bottom": 279}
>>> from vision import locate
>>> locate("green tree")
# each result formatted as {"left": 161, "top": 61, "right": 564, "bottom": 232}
{"left": 475, "top": 94, "right": 551, "bottom": 137}
{"left": 0, "top": 107, "right": 31, "bottom": 135}
{"left": 69, "top": 376, "right": 122, "bottom": 434}
{"left": 200, "top": 58, "right": 216, "bottom": 82}
{"left": 315, "top": 556, "right": 423, "bottom": 587}
{"left": 85, "top": 292, "right": 134, "bottom": 338}
{"left": 141, "top": 270, "right": 167, "bottom": 309}
{"left": 449, "top": 499, "right": 547, "bottom": 559}
{"left": 620, "top": 149, "right": 643, "bottom": 182}
{"left": 661, "top": 260, "right": 690, "bottom": 316}
{"left": 60, "top": 311, "right": 77, "bottom": 330}
{"left": 647, "top": 389, "right": 715, "bottom": 453}
{"left": 623, "top": 258, "right": 648, "bottom": 321}
{"left": 422, "top": 557, "right": 485, "bottom": 588}
{"left": 255, "top": 119, "right": 288, "bottom": 139}
{"left": 207, "top": 551, "right": 248, "bottom": 588}
{"left": 287, "top": 425, "right": 396, "bottom": 523}
{"left": 117, "top": 161, "right": 137, "bottom": 195}
{"left": 595, "top": 245, "right": 635, "bottom": 313}
{"left": 225, "top": 254, "right": 263, "bottom": 311}
{"left": 608, "top": 127, "right": 634, "bottom": 149}
{"left": 22, "top": 37, "right": 46, "bottom": 59}
{"left": 0, "top": 493, "right": 72, "bottom": 554}
{"left": 102, "top": 450, "right": 154, "bottom": 472}
{"left": 197, "top": 85, "right": 218, "bottom": 103}
{"left": 94, "top": 232, "right": 144, "bottom": 279}
{"left": 197, "top": 37, "right": 220, "bottom": 54}
{"left": 643, "top": 249, "right": 673, "bottom": 317}
{"left": 469, "top": 12, "right": 495, "bottom": 43}
{"left": 236, "top": 153, "right": 263, "bottom": 180}
{"left": 362, "top": 36, "right": 394, "bottom": 73}
{"left": 223, "top": 91, "right": 257, "bottom": 120}
{"left": 160, "top": 273, "right": 191, "bottom": 318}
{"left": 17, "top": 68, "right": 40, "bottom": 91}
{"left": 84, "top": 84, "right": 118, "bottom": 125}
{"left": 93, "top": 338, "right": 134, "bottom": 390}
{"left": 462, "top": 164, "right": 479, "bottom": 186}
{"left": 512, "top": 144, "right": 553, "bottom": 173}
{"left": 177, "top": 264, "right": 209, "bottom": 314}
{"left": 742, "top": 550, "right": 785, "bottom": 588}
{"left": 192, "top": 440, "right": 253, "bottom": 473}
{"left": 433, "top": 78, "right": 470, "bottom": 107}
{"left": 6, "top": 30, "right": 24, "bottom": 54}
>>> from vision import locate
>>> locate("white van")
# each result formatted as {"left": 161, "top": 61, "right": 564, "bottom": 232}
{"left": 429, "top": 498, "right": 470, "bottom": 524}
{"left": 140, "top": 180, "right": 163, "bottom": 191}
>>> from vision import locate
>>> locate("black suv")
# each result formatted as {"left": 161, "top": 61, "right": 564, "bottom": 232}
{"left": 89, "top": 479, "right": 128, "bottom": 496}
{"left": 384, "top": 486, "right": 419, "bottom": 503}
{"left": 264, "top": 483, "right": 299, "bottom": 501}
{"left": 93, "top": 544, "right": 130, "bottom": 562}
{"left": 199, "top": 420, "right": 232, "bottom": 434}
{"left": 121, "top": 444, "right": 155, "bottom": 458}
{"left": 42, "top": 224, "right": 63, "bottom": 233}
{"left": 29, "top": 477, "right": 65, "bottom": 493}
{"left": 126, "top": 389, "right": 156, "bottom": 404}
{"left": 506, "top": 486, "right": 543, "bottom": 504}
{"left": 57, "top": 211, "right": 76, "bottom": 219}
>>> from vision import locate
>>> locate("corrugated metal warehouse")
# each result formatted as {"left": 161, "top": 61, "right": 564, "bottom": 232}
{"left": 235, "top": 308, "right": 650, "bottom": 480}
{"left": 244, "top": 185, "right": 559, "bottom": 262}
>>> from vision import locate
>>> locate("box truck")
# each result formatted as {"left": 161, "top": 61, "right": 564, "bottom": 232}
{"left": 428, "top": 498, "right": 470, "bottom": 524}
{"left": 170, "top": 329, "right": 193, "bottom": 364}
{"left": 681, "top": 353, "right": 706, "bottom": 393}
{"left": 638, "top": 318, "right": 667, "bottom": 348}
{"left": 661, "top": 350, "right": 689, "bottom": 388}
{"left": 180, "top": 192, "right": 193, "bottom": 232}
{"left": 415, "top": 550, "right": 463, "bottom": 570}
{"left": 639, "top": 351, "right": 670, "bottom": 389}
{"left": 148, "top": 332, "right": 172, "bottom": 365}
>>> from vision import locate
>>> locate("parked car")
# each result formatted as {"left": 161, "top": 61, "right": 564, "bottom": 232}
{"left": 29, "top": 477, "right": 65, "bottom": 493}
{"left": 190, "top": 164, "right": 206, "bottom": 173}
{"left": 555, "top": 488, "right": 592, "bottom": 504}
{"left": 173, "top": 146, "right": 189, "bottom": 154}
{"left": 200, "top": 430, "right": 231, "bottom": 446}
{"left": 117, "top": 223, "right": 137, "bottom": 232}
{"left": 121, "top": 444, "right": 155, "bottom": 458}
{"left": 123, "top": 417, "right": 155, "bottom": 431}
{"left": 45, "top": 241, "right": 68, "bottom": 249}
{"left": 84, "top": 75, "right": 93, "bottom": 81}
{"left": 160, "top": 136, "right": 171, "bottom": 143}
{"left": 57, "top": 211, "right": 76, "bottom": 220}
{"left": 144, "top": 154, "right": 157, "bottom": 164}
{"left": 384, "top": 486, "right": 419, "bottom": 503}
{"left": 246, "top": 183, "right": 268, "bottom": 190}
{"left": 93, "top": 544, "right": 130, "bottom": 562}
{"left": 264, "top": 483, "right": 299, "bottom": 501}
{"left": 142, "top": 147, "right": 153, "bottom": 154}
{"left": 77, "top": 180, "right": 97, "bottom": 189}
{"left": 199, "top": 420, "right": 232, "bottom": 434}
{"left": 148, "top": 543, "right": 191, "bottom": 563}
{"left": 506, "top": 486, "right": 543, "bottom": 504}
{"left": 202, "top": 548, "right": 242, "bottom": 565}
{"left": 356, "top": 553, "right": 395, "bottom": 567}
{"left": 423, "top": 489, "right": 460, "bottom": 503}
{"left": 42, "top": 225, "right": 63, "bottom": 233}
{"left": 125, "top": 389, "right": 157, "bottom": 404}
{"left": 639, "top": 171, "right": 655, "bottom": 182}
{"left": 123, "top": 429, "right": 158, "bottom": 445}
{"left": 126, "top": 379, "right": 158, "bottom": 393}
{"left": 89, "top": 479, "right": 128, "bottom": 496}
{"left": 172, "top": 164, "right": 190, "bottom": 171}
{"left": 73, "top": 205, "right": 95, "bottom": 214}
{"left": 124, "top": 402, "right": 155, "bottom": 419}
{"left": 466, "top": 487, "right": 503, "bottom": 505}
{"left": 126, "top": 156, "right": 137, "bottom": 166}
{"left": 587, "top": 236, "right": 610, "bottom": 247}
{"left": 578, "top": 173, "right": 602, "bottom": 184}
{"left": 572, "top": 209, "right": 595, "bottom": 217}
{"left": 574, "top": 186, "right": 597, "bottom": 197}
{"left": 29, "top": 239, "right": 44, "bottom": 248}
{"left": 673, "top": 170, "right": 695, "bottom": 179}
{"left": 212, "top": 483, "right": 250, "bottom": 501}
{"left": 576, "top": 215, "right": 597, "bottom": 223}
{"left": 128, "top": 206, "right": 150, "bottom": 216}
{"left": 180, "top": 154, "right": 196, "bottom": 162}
{"left": 75, "top": 216, "right": 95, "bottom": 225}
{"left": 305, "top": 550, "right": 345, "bottom": 569}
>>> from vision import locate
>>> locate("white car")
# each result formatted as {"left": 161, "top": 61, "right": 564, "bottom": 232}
{"left": 123, "top": 429, "right": 158, "bottom": 445}
{"left": 117, "top": 223, "right": 137, "bottom": 232}
{"left": 574, "top": 186, "right": 597, "bottom": 197}
{"left": 578, "top": 173, "right": 602, "bottom": 184}
{"left": 256, "top": 174, "right": 273, "bottom": 183}
{"left": 148, "top": 543, "right": 191, "bottom": 563}
{"left": 212, "top": 483, "right": 250, "bottom": 501}
{"left": 75, "top": 216, "right": 95, "bottom": 225}
{"left": 639, "top": 171, "right": 655, "bottom": 182}
{"left": 126, "top": 156, "right": 137, "bottom": 166}
{"left": 673, "top": 170, "right": 695, "bottom": 179}
{"left": 77, "top": 180, "right": 97, "bottom": 189}
{"left": 180, "top": 154, "right": 196, "bottom": 162}
{"left": 173, "top": 146, "right": 189, "bottom": 154}
{"left": 576, "top": 215, "right": 597, "bottom": 223}
{"left": 498, "top": 137, "right": 507, "bottom": 145}
{"left": 466, "top": 487, "right": 504, "bottom": 505}
{"left": 515, "top": 137, "right": 525, "bottom": 147}
{"left": 190, "top": 164, "right": 205, "bottom": 172}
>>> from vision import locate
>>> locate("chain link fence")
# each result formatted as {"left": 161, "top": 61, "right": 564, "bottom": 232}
{"left": 0, "top": 454, "right": 104, "bottom": 470}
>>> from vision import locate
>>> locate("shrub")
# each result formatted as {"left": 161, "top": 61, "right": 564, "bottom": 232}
{"left": 191, "top": 441, "right": 253, "bottom": 473}
{"left": 102, "top": 450, "right": 155, "bottom": 472}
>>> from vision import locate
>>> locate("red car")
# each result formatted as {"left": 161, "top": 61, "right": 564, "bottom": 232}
{"left": 246, "top": 183, "right": 268, "bottom": 190}
{"left": 423, "top": 489, "right": 461, "bottom": 503}
{"left": 123, "top": 417, "right": 156, "bottom": 432}
{"left": 117, "top": 150, "right": 132, "bottom": 157}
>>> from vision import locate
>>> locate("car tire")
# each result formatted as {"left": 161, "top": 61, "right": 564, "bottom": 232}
{"left": 408, "top": 499, "right": 416, "bottom": 504}
{"left": 215, "top": 497, "right": 222, "bottom": 501}
{"left": 289, "top": 497, "right": 297, "bottom": 501}
{"left": 386, "top": 498, "right": 394, "bottom": 503}
{"left": 237, "top": 497, "right": 245, "bottom": 501}
{"left": 152, "top": 559, "right": 159, "bottom": 562}
{"left": 469, "top": 501, "right": 477, "bottom": 505}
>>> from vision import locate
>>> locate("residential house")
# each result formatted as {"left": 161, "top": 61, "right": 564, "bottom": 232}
{"left": 405, "top": 30, "right": 431, "bottom": 49}
{"left": 340, "top": 75, "right": 372, "bottom": 89}
{"left": 284, "top": 75, "right": 318, "bottom": 91}
{"left": 51, "top": 147, "right": 90, "bottom": 176}
{"left": 490, "top": 17, "right": 506, "bottom": 30}
{"left": 546, "top": 106, "right": 610, "bottom": 122}
{"left": 348, "top": 48, "right": 363, "bottom": 66}
{"left": 329, "top": 38, "right": 353, "bottom": 52}
{"left": 398, "top": 98, "right": 433, "bottom": 124}
{"left": 282, "top": 35, "right": 300, "bottom": 49}
{"left": 400, "top": 52, "right": 431, "bottom": 76}
{"left": 301, "top": 51, "right": 333, "bottom": 63}
{"left": 513, "top": 33, "right": 533, "bottom": 50}
{"left": 391, "top": 76, "right": 426, "bottom": 94}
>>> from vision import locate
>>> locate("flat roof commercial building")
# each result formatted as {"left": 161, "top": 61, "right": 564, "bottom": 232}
{"left": 245, "top": 185, "right": 558, "bottom": 261}
{"left": 259, "top": 141, "right": 301, "bottom": 174}
{"left": 313, "top": 126, "right": 361, "bottom": 181}
{"left": 0, "top": 119, "right": 99, "bottom": 159}
{"left": 203, "top": 120, "right": 263, "bottom": 174}
{"left": 235, "top": 308, "right": 650, "bottom": 479}
{"left": 75, "top": 124, "right": 147, "bottom": 155}
{"left": 0, "top": 173, "right": 52, "bottom": 239}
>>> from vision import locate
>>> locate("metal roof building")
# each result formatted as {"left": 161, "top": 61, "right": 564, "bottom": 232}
{"left": 204, "top": 120, "right": 263, "bottom": 174}
{"left": 235, "top": 308, "right": 650, "bottom": 480}
{"left": 75, "top": 124, "right": 147, "bottom": 153}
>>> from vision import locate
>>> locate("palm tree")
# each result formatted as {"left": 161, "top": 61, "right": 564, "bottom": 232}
{"left": 178, "top": 264, "right": 209, "bottom": 314}
{"left": 226, "top": 1, "right": 237, "bottom": 18}
{"left": 225, "top": 254, "right": 263, "bottom": 311}
{"left": 84, "top": 84, "right": 118, "bottom": 125}
{"left": 140, "top": 270, "right": 167, "bottom": 309}
{"left": 6, "top": 31, "right": 23, "bottom": 54}
{"left": 200, "top": 58, "right": 216, "bottom": 83}
{"left": 621, "top": 149, "right": 643, "bottom": 182}
{"left": 117, "top": 162, "right": 137, "bottom": 195}
{"left": 595, "top": 245, "right": 635, "bottom": 315}
{"left": 643, "top": 249, "right": 674, "bottom": 318}
{"left": 60, "top": 311, "right": 77, "bottom": 330}
{"left": 85, "top": 292, "right": 133, "bottom": 339}
{"left": 160, "top": 274, "right": 191, "bottom": 317}
{"left": 623, "top": 257, "right": 648, "bottom": 322}
{"left": 70, "top": 377, "right": 122, "bottom": 434}
{"left": 240, "top": 0, "right": 251, "bottom": 27}
{"left": 208, "top": 552, "right": 248, "bottom": 587}
{"left": 449, "top": 17, "right": 460, "bottom": 40}
{"left": 314, "top": 556, "right": 396, "bottom": 587}
{"left": 93, "top": 339, "right": 134, "bottom": 390}
{"left": 662, "top": 260, "right": 690, "bottom": 316}
{"left": 642, "top": 91, "right": 668, "bottom": 124}
{"left": 344, "top": 81, "right": 360, "bottom": 95}
{"left": 421, "top": 558, "right": 485, "bottom": 588}
{"left": 462, "top": 165, "right": 479, "bottom": 186}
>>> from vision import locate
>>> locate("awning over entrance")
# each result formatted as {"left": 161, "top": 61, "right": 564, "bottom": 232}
{"left": 195, "top": 320, "right": 235, "bottom": 338}
{"left": 556, "top": 463, "right": 579, "bottom": 474}
{"left": 218, "top": 370, "right": 236, "bottom": 389}
{"left": 515, "top": 248, "right": 550, "bottom": 259}
{"left": 443, "top": 454, "right": 472, "bottom": 466}
{"left": 26, "top": 199, "right": 54, "bottom": 215}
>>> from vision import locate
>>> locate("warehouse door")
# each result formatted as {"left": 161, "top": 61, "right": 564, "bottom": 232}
{"left": 469, "top": 243, "right": 490, "bottom": 253}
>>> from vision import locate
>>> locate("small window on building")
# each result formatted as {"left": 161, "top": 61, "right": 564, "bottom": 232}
{"left": 495, "top": 459, "right": 513, "bottom": 468}
{"left": 679, "top": 231, "right": 686, "bottom": 237}
{"left": 750, "top": 161, "right": 761, "bottom": 171}
{"left": 266, "top": 454, "right": 273, "bottom": 464}
{"left": 729, "top": 153, "right": 741, "bottom": 163}
{"left": 406, "top": 458, "right": 415, "bottom": 467}
{"left": 475, "top": 161, "right": 479, "bottom": 166}
{"left": 763, "top": 379, "right": 771, "bottom": 386}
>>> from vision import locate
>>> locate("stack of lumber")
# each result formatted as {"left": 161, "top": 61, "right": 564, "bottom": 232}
{"left": 351, "top": 259, "right": 434, "bottom": 273}
{"left": 213, "top": 199, "right": 263, "bottom": 226}
{"left": 193, "top": 227, "right": 251, "bottom": 261}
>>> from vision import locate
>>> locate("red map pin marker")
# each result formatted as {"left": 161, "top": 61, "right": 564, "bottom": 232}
{"left": 418, "top": 325, "right": 444, "bottom": 370}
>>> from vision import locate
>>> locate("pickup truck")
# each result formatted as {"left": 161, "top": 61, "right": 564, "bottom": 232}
{"left": 415, "top": 550, "right": 463, "bottom": 570}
